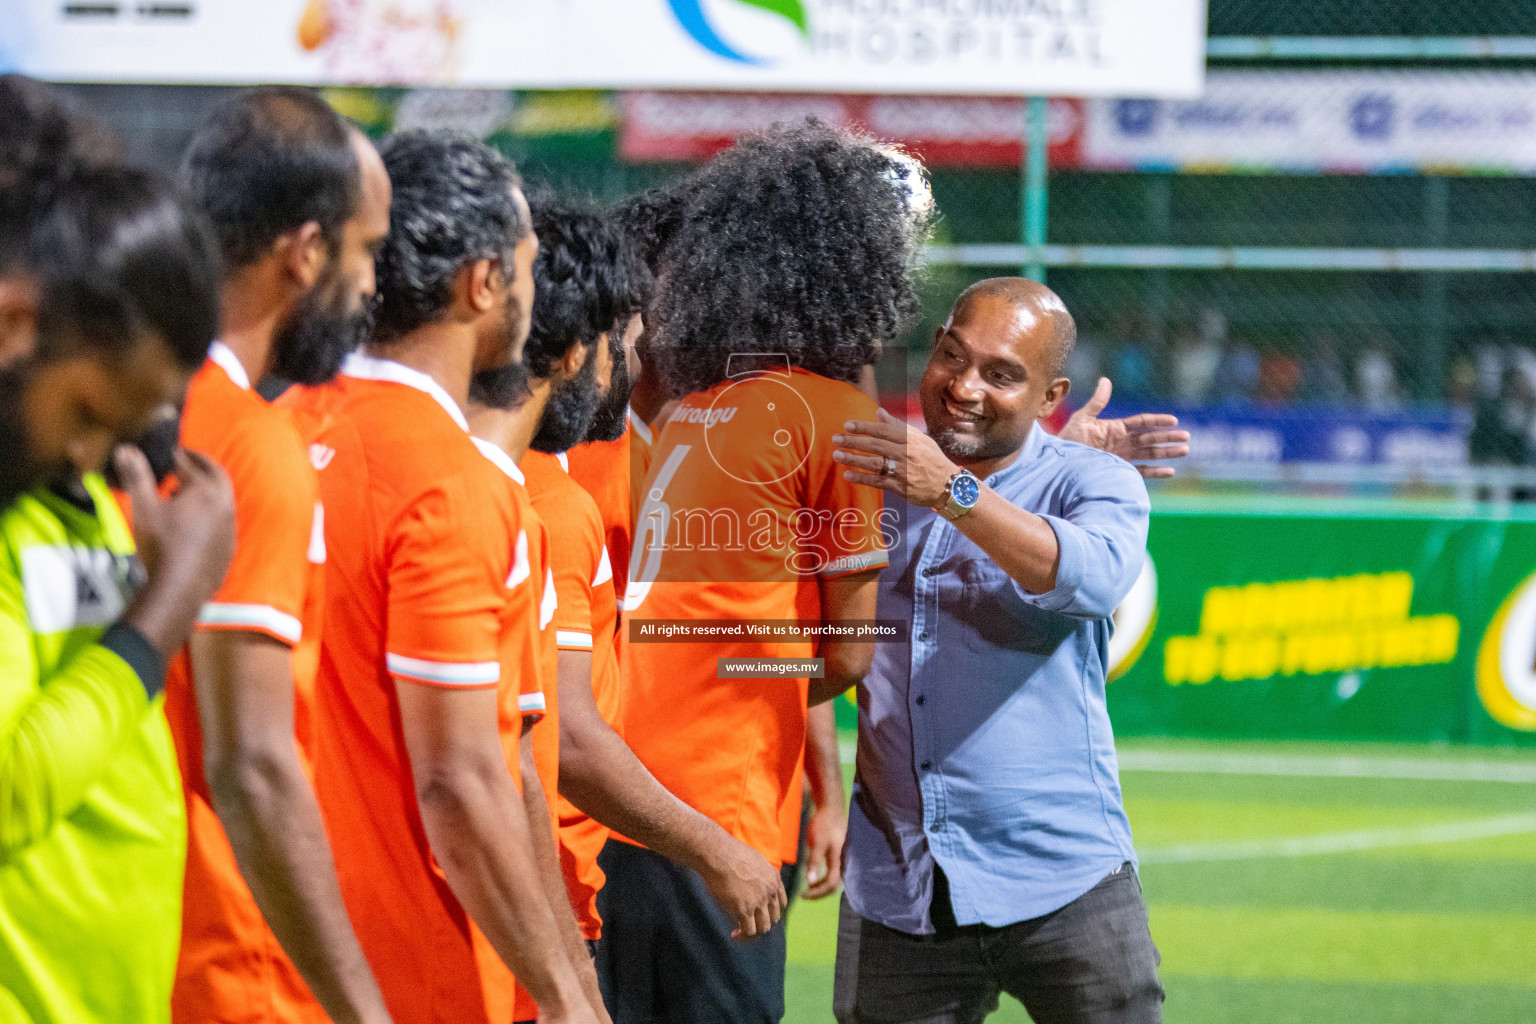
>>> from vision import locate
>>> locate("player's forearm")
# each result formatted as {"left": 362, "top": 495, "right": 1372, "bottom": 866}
{"left": 808, "top": 647, "right": 871, "bottom": 706}
{"left": 416, "top": 765, "right": 587, "bottom": 1018}
{"left": 521, "top": 738, "right": 608, "bottom": 1019}
{"left": 952, "top": 487, "right": 1062, "bottom": 594}
{"left": 558, "top": 706, "right": 732, "bottom": 876}
{"left": 207, "top": 746, "right": 391, "bottom": 1024}
{"left": 0, "top": 638, "right": 156, "bottom": 855}
{"left": 803, "top": 701, "right": 844, "bottom": 811}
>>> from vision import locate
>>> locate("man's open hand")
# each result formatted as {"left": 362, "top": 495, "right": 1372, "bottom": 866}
{"left": 833, "top": 409, "right": 956, "bottom": 508}
{"left": 1057, "top": 378, "right": 1190, "bottom": 480}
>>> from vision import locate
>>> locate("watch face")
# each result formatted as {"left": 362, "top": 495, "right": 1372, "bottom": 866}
{"left": 952, "top": 472, "right": 981, "bottom": 507}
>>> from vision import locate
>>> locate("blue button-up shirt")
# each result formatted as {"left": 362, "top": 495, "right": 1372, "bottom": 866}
{"left": 844, "top": 423, "right": 1151, "bottom": 934}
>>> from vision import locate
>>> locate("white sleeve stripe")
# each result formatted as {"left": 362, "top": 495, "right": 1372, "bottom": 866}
{"left": 198, "top": 603, "right": 302, "bottom": 643}
{"left": 556, "top": 630, "right": 594, "bottom": 649}
{"left": 592, "top": 547, "right": 613, "bottom": 587}
{"left": 386, "top": 653, "right": 500, "bottom": 686}
{"left": 519, "top": 693, "right": 547, "bottom": 713}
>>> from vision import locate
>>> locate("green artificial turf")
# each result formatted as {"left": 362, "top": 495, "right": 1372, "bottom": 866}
{"left": 782, "top": 737, "right": 1536, "bottom": 1022}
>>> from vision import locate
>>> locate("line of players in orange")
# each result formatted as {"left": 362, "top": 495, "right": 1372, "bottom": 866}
{"left": 159, "top": 86, "right": 875, "bottom": 1024}
{"left": 2, "top": 77, "right": 1173, "bottom": 1024}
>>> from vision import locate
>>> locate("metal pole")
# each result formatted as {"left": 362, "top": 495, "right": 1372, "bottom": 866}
{"left": 1022, "top": 95, "right": 1049, "bottom": 283}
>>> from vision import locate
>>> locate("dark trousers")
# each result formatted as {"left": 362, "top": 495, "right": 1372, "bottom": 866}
{"left": 595, "top": 841, "right": 787, "bottom": 1024}
{"left": 833, "top": 864, "right": 1164, "bottom": 1024}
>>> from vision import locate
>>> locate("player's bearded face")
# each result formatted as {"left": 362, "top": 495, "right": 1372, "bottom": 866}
{"left": 584, "top": 334, "right": 630, "bottom": 444}
{"left": 0, "top": 359, "right": 49, "bottom": 508}
{"left": 530, "top": 347, "right": 601, "bottom": 454}
{"left": 270, "top": 251, "right": 376, "bottom": 386}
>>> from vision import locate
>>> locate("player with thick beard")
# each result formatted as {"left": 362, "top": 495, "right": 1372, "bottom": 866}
{"left": 167, "top": 87, "right": 395, "bottom": 1024}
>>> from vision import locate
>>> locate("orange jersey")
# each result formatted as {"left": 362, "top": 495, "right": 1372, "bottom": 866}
{"left": 166, "top": 344, "right": 329, "bottom": 1024}
{"left": 474, "top": 442, "right": 562, "bottom": 1024}
{"left": 619, "top": 368, "right": 888, "bottom": 864}
{"left": 522, "top": 450, "right": 621, "bottom": 941}
{"left": 565, "top": 408, "right": 652, "bottom": 612}
{"left": 280, "top": 354, "right": 528, "bottom": 1024}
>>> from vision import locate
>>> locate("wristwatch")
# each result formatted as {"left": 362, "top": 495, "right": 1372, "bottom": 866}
{"left": 936, "top": 469, "right": 981, "bottom": 521}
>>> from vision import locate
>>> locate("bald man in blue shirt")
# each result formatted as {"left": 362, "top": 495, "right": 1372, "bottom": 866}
{"left": 825, "top": 278, "right": 1164, "bottom": 1024}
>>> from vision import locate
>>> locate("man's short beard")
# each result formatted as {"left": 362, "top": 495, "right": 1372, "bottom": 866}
{"left": 270, "top": 265, "right": 375, "bottom": 387}
{"left": 530, "top": 351, "right": 602, "bottom": 455}
{"left": 931, "top": 425, "right": 1017, "bottom": 463}
{"left": 583, "top": 343, "right": 631, "bottom": 445}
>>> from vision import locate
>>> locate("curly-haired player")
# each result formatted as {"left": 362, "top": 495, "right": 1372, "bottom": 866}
{"left": 599, "top": 121, "right": 931, "bottom": 1024}
{"left": 643, "top": 121, "right": 929, "bottom": 402}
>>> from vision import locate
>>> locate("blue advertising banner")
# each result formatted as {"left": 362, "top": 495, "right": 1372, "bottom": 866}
{"left": 1106, "top": 405, "right": 1470, "bottom": 467}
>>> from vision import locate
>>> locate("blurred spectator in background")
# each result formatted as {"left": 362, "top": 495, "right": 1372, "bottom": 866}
{"left": 1470, "top": 366, "right": 1534, "bottom": 467}
{"left": 1214, "top": 339, "right": 1260, "bottom": 404}
{"left": 1447, "top": 358, "right": 1477, "bottom": 411}
{"left": 1257, "top": 349, "right": 1301, "bottom": 407}
{"left": 1356, "top": 342, "right": 1402, "bottom": 412}
{"left": 1475, "top": 343, "right": 1505, "bottom": 405}
{"left": 1109, "top": 312, "right": 1155, "bottom": 400}
{"left": 1301, "top": 333, "right": 1352, "bottom": 405}
{"left": 1065, "top": 324, "right": 1103, "bottom": 402}
{"left": 1170, "top": 316, "right": 1219, "bottom": 405}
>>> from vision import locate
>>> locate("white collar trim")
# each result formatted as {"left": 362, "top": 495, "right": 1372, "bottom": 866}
{"left": 341, "top": 352, "right": 469, "bottom": 432}
{"left": 555, "top": 450, "right": 569, "bottom": 472}
{"left": 626, "top": 406, "right": 652, "bottom": 445}
{"left": 472, "top": 436, "right": 526, "bottom": 485}
{"left": 207, "top": 341, "right": 251, "bottom": 391}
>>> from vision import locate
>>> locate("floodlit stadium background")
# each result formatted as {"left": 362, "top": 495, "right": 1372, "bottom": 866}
{"left": 35, "top": 0, "right": 1536, "bottom": 1020}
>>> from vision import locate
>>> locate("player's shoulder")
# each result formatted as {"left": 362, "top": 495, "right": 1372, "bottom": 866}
{"left": 523, "top": 453, "right": 603, "bottom": 533}
{"left": 789, "top": 367, "right": 875, "bottom": 404}
{"left": 185, "top": 384, "right": 312, "bottom": 490}
{"left": 182, "top": 358, "right": 278, "bottom": 442}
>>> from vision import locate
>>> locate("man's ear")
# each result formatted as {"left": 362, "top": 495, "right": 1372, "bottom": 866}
{"left": 1038, "top": 377, "right": 1072, "bottom": 419}
{"left": 0, "top": 278, "right": 39, "bottom": 368}
{"left": 464, "top": 258, "right": 497, "bottom": 316}
{"left": 558, "top": 339, "right": 590, "bottom": 382}
{"left": 279, "top": 221, "right": 327, "bottom": 290}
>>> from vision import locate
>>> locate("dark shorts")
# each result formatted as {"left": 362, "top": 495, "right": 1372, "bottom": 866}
{"left": 595, "top": 841, "right": 787, "bottom": 1024}
{"left": 833, "top": 863, "right": 1165, "bottom": 1024}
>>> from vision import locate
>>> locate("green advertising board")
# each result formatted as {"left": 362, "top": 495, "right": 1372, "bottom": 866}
{"left": 1104, "top": 498, "right": 1536, "bottom": 747}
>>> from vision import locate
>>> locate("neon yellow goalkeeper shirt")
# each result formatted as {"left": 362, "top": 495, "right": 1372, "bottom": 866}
{"left": 0, "top": 475, "right": 185, "bottom": 1024}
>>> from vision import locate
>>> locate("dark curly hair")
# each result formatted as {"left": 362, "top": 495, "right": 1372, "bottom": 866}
{"left": 470, "top": 193, "right": 650, "bottom": 410}
{"left": 614, "top": 174, "right": 705, "bottom": 275}
{"left": 181, "top": 86, "right": 359, "bottom": 270}
{"left": 645, "top": 120, "right": 931, "bottom": 400}
{"left": 524, "top": 192, "right": 651, "bottom": 380}
{"left": 372, "top": 129, "right": 527, "bottom": 344}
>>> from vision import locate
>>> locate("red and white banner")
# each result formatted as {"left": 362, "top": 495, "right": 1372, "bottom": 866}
{"left": 619, "top": 91, "right": 1084, "bottom": 168}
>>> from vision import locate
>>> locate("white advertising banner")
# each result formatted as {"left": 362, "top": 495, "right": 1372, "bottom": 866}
{"left": 1081, "top": 71, "right": 1536, "bottom": 174}
{"left": 0, "top": 0, "right": 1206, "bottom": 99}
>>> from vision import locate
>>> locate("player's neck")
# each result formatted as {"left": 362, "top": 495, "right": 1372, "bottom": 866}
{"left": 363, "top": 324, "right": 477, "bottom": 414}
{"left": 217, "top": 276, "right": 285, "bottom": 385}
{"left": 466, "top": 376, "right": 551, "bottom": 463}
{"left": 627, "top": 367, "right": 668, "bottom": 427}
